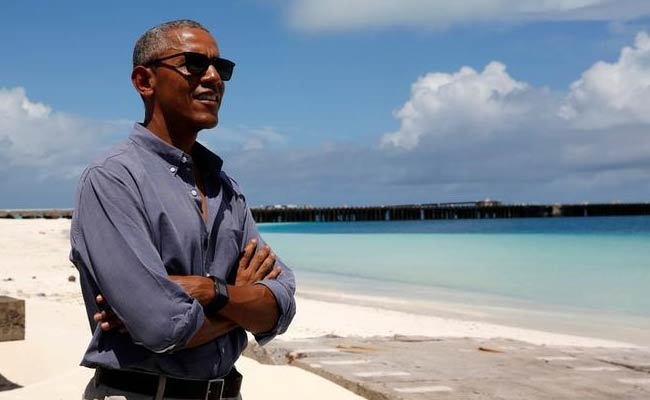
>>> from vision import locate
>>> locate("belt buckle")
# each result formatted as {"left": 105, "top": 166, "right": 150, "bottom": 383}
{"left": 205, "top": 378, "right": 224, "bottom": 400}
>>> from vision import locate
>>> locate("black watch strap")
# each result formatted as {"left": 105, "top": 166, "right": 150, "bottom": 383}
{"left": 205, "top": 275, "right": 229, "bottom": 315}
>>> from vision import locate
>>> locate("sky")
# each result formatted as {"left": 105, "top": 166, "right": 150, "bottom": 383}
{"left": 2, "top": 0, "right": 650, "bottom": 208}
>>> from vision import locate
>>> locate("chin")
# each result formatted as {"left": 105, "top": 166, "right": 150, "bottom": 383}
{"left": 194, "top": 115, "right": 219, "bottom": 130}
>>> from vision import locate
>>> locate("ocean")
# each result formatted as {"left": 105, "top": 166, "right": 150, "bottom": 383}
{"left": 258, "top": 216, "right": 650, "bottom": 323}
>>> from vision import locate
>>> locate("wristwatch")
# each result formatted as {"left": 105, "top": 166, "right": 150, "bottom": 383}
{"left": 204, "top": 274, "right": 229, "bottom": 314}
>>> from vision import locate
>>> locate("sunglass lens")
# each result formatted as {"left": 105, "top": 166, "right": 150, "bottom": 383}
{"left": 214, "top": 59, "right": 234, "bottom": 81}
{"left": 183, "top": 53, "right": 235, "bottom": 81}
{"left": 184, "top": 53, "right": 210, "bottom": 75}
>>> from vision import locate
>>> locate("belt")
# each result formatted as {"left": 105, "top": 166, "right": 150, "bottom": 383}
{"left": 94, "top": 366, "right": 242, "bottom": 400}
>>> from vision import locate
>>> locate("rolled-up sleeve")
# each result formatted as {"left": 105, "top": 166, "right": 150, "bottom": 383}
{"left": 241, "top": 206, "right": 296, "bottom": 345}
{"left": 70, "top": 165, "right": 204, "bottom": 353}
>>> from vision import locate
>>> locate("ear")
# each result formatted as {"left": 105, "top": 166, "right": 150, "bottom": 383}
{"left": 131, "top": 66, "right": 156, "bottom": 98}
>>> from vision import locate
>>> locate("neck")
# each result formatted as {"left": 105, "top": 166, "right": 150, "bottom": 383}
{"left": 145, "top": 114, "right": 197, "bottom": 154}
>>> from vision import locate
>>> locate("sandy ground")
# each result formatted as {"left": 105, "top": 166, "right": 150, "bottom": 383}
{"left": 0, "top": 219, "right": 365, "bottom": 399}
{"left": 0, "top": 219, "right": 644, "bottom": 399}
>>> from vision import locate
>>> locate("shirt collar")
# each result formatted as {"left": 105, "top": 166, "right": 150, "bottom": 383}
{"left": 192, "top": 141, "right": 224, "bottom": 176}
{"left": 129, "top": 123, "right": 223, "bottom": 175}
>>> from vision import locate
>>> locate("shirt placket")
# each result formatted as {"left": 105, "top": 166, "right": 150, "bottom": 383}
{"left": 178, "top": 154, "right": 210, "bottom": 275}
{"left": 205, "top": 177, "right": 225, "bottom": 276}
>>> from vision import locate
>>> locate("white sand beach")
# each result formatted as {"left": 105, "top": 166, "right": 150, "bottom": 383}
{"left": 0, "top": 219, "right": 367, "bottom": 399}
{"left": 0, "top": 219, "right": 645, "bottom": 399}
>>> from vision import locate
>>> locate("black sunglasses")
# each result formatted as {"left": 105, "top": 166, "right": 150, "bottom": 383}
{"left": 146, "top": 52, "right": 235, "bottom": 81}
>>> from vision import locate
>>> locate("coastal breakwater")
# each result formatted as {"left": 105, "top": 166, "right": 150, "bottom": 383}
{"left": 1, "top": 202, "right": 649, "bottom": 222}
{"left": 252, "top": 201, "right": 650, "bottom": 222}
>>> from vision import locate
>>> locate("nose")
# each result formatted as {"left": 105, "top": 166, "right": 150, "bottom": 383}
{"left": 201, "top": 64, "right": 223, "bottom": 85}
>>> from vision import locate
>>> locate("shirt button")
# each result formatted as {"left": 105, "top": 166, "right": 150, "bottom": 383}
{"left": 169, "top": 166, "right": 177, "bottom": 173}
{"left": 190, "top": 189, "right": 198, "bottom": 197}
{"left": 181, "top": 156, "right": 188, "bottom": 163}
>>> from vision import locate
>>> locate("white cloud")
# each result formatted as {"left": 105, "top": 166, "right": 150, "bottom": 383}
{"left": 228, "top": 31, "right": 650, "bottom": 205}
{"left": 380, "top": 62, "right": 532, "bottom": 149}
{"left": 288, "top": 0, "right": 650, "bottom": 32}
{"left": 242, "top": 127, "right": 288, "bottom": 151}
{"left": 0, "top": 87, "right": 126, "bottom": 178}
{"left": 202, "top": 125, "right": 288, "bottom": 152}
{"left": 6, "top": 29, "right": 650, "bottom": 207}
{"left": 560, "top": 31, "right": 650, "bottom": 129}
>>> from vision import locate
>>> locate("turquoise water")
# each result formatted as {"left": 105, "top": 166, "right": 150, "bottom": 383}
{"left": 259, "top": 217, "right": 650, "bottom": 317}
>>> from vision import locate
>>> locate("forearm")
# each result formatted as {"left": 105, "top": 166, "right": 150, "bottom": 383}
{"left": 185, "top": 314, "right": 238, "bottom": 349}
{"left": 239, "top": 212, "right": 295, "bottom": 337}
{"left": 169, "top": 274, "right": 280, "bottom": 335}
{"left": 219, "top": 284, "right": 279, "bottom": 334}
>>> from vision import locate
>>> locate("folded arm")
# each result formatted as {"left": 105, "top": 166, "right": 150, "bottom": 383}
{"left": 189, "top": 205, "right": 296, "bottom": 344}
{"left": 72, "top": 166, "right": 206, "bottom": 353}
{"left": 84, "top": 169, "right": 296, "bottom": 348}
{"left": 94, "top": 238, "right": 284, "bottom": 348}
{"left": 170, "top": 239, "right": 283, "bottom": 336}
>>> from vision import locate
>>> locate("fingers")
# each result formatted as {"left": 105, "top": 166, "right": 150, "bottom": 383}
{"left": 94, "top": 294, "right": 113, "bottom": 331}
{"left": 93, "top": 310, "right": 110, "bottom": 330}
{"left": 100, "top": 318, "right": 124, "bottom": 331}
{"left": 249, "top": 244, "right": 270, "bottom": 271}
{"left": 265, "top": 266, "right": 282, "bottom": 280}
{"left": 254, "top": 251, "right": 276, "bottom": 281}
{"left": 93, "top": 309, "right": 124, "bottom": 332}
{"left": 238, "top": 239, "right": 257, "bottom": 270}
{"left": 235, "top": 239, "right": 283, "bottom": 285}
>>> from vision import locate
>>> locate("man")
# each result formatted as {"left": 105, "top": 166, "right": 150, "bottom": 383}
{"left": 70, "top": 19, "right": 296, "bottom": 400}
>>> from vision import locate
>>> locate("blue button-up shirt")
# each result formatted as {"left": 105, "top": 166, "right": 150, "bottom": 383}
{"left": 70, "top": 123, "right": 296, "bottom": 379}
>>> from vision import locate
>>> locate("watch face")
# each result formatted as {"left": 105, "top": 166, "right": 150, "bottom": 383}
{"left": 205, "top": 276, "right": 229, "bottom": 315}
{"left": 216, "top": 278, "right": 229, "bottom": 304}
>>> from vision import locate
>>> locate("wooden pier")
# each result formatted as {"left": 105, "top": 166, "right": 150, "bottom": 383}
{"left": 250, "top": 201, "right": 650, "bottom": 223}
{"left": 0, "top": 201, "right": 649, "bottom": 222}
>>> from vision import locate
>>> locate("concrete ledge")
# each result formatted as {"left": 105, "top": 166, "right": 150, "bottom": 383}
{"left": 247, "top": 336, "right": 650, "bottom": 400}
{"left": 0, "top": 296, "right": 25, "bottom": 342}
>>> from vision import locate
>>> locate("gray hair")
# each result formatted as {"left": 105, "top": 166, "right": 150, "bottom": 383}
{"left": 132, "top": 19, "right": 210, "bottom": 67}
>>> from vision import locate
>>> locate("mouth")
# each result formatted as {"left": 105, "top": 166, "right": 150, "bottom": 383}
{"left": 193, "top": 92, "right": 220, "bottom": 104}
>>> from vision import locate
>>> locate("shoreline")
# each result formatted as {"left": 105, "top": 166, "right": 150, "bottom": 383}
{"left": 286, "top": 295, "right": 641, "bottom": 349}
{"left": 293, "top": 273, "right": 650, "bottom": 348}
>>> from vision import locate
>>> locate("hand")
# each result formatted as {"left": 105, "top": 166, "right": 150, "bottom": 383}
{"left": 168, "top": 275, "right": 215, "bottom": 307}
{"left": 235, "top": 239, "right": 281, "bottom": 286}
{"left": 93, "top": 294, "right": 127, "bottom": 333}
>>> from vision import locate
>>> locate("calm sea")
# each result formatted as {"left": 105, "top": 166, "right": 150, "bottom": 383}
{"left": 258, "top": 216, "right": 650, "bottom": 318}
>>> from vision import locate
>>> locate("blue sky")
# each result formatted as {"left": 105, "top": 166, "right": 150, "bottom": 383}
{"left": 2, "top": 0, "right": 650, "bottom": 208}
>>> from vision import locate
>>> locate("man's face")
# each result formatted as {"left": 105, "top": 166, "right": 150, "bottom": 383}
{"left": 151, "top": 28, "right": 224, "bottom": 132}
